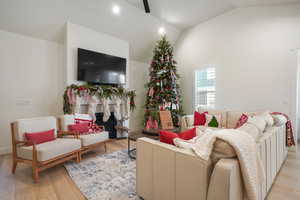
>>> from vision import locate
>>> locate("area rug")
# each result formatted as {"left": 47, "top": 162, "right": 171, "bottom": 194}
{"left": 64, "top": 150, "right": 138, "bottom": 200}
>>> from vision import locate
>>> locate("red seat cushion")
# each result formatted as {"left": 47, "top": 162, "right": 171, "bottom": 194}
{"left": 160, "top": 128, "right": 197, "bottom": 145}
{"left": 68, "top": 123, "right": 90, "bottom": 133}
{"left": 194, "top": 111, "right": 207, "bottom": 126}
{"left": 25, "top": 129, "right": 56, "bottom": 145}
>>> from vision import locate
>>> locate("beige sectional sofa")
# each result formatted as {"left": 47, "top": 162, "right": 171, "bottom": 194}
{"left": 136, "top": 110, "right": 288, "bottom": 200}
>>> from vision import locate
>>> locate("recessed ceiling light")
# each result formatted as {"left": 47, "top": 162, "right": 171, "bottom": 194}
{"left": 158, "top": 27, "right": 166, "bottom": 35}
{"left": 112, "top": 5, "right": 120, "bottom": 15}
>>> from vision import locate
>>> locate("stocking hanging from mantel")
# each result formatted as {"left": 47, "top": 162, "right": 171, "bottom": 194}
{"left": 63, "top": 84, "right": 136, "bottom": 123}
{"left": 112, "top": 96, "right": 122, "bottom": 121}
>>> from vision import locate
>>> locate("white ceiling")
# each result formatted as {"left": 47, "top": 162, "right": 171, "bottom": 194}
{"left": 0, "top": 0, "right": 299, "bottom": 61}
{"left": 125, "top": 0, "right": 234, "bottom": 29}
{"left": 0, "top": 0, "right": 181, "bottom": 62}
{"left": 125, "top": 0, "right": 300, "bottom": 29}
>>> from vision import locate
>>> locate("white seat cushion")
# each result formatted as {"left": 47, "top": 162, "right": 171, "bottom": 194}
{"left": 80, "top": 131, "right": 109, "bottom": 146}
{"left": 17, "top": 138, "right": 81, "bottom": 162}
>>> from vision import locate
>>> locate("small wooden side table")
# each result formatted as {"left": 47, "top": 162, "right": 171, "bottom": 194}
{"left": 127, "top": 130, "right": 159, "bottom": 159}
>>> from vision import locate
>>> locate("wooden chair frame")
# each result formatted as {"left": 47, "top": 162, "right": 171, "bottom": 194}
{"left": 57, "top": 118, "right": 110, "bottom": 161}
{"left": 10, "top": 122, "right": 81, "bottom": 183}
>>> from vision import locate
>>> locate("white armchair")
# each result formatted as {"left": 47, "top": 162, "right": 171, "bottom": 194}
{"left": 58, "top": 114, "right": 109, "bottom": 157}
{"left": 10, "top": 116, "right": 81, "bottom": 182}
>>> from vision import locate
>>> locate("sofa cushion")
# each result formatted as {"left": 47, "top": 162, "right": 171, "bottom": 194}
{"left": 247, "top": 115, "right": 267, "bottom": 133}
{"left": 194, "top": 111, "right": 207, "bottom": 126}
{"left": 198, "top": 109, "right": 227, "bottom": 128}
{"left": 183, "top": 115, "right": 194, "bottom": 127}
{"left": 17, "top": 138, "right": 81, "bottom": 161}
{"left": 259, "top": 111, "right": 274, "bottom": 128}
{"left": 80, "top": 131, "right": 109, "bottom": 146}
{"left": 213, "top": 139, "right": 236, "bottom": 157}
{"left": 237, "top": 122, "right": 261, "bottom": 141}
{"left": 227, "top": 111, "right": 244, "bottom": 129}
{"left": 25, "top": 129, "right": 56, "bottom": 145}
{"left": 15, "top": 116, "right": 57, "bottom": 141}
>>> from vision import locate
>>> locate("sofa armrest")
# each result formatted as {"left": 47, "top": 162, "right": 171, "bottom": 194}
{"left": 137, "top": 137, "right": 212, "bottom": 200}
{"left": 207, "top": 159, "right": 243, "bottom": 200}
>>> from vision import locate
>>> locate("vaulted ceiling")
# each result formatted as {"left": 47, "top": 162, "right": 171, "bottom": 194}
{"left": 0, "top": 0, "right": 299, "bottom": 62}
{"left": 125, "top": 0, "right": 300, "bottom": 29}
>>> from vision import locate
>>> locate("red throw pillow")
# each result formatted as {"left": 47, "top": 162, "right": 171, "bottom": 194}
{"left": 160, "top": 128, "right": 197, "bottom": 145}
{"left": 159, "top": 131, "right": 179, "bottom": 145}
{"left": 25, "top": 129, "right": 56, "bottom": 145}
{"left": 194, "top": 111, "right": 208, "bottom": 126}
{"left": 68, "top": 123, "right": 89, "bottom": 133}
{"left": 178, "top": 128, "right": 196, "bottom": 140}
{"left": 235, "top": 114, "right": 248, "bottom": 129}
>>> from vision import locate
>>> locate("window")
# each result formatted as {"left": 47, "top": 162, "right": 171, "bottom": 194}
{"left": 195, "top": 67, "right": 216, "bottom": 109}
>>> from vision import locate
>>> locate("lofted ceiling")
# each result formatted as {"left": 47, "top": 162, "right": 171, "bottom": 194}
{"left": 125, "top": 0, "right": 300, "bottom": 29}
{"left": 0, "top": 0, "right": 181, "bottom": 62}
{"left": 0, "top": 0, "right": 299, "bottom": 62}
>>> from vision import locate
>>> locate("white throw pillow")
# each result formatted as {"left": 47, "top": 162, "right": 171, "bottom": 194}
{"left": 259, "top": 111, "right": 274, "bottom": 128}
{"left": 246, "top": 115, "right": 267, "bottom": 133}
{"left": 205, "top": 114, "right": 222, "bottom": 128}
{"left": 272, "top": 114, "right": 287, "bottom": 127}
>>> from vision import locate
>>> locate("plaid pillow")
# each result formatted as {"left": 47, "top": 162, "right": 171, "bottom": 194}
{"left": 74, "top": 117, "right": 103, "bottom": 134}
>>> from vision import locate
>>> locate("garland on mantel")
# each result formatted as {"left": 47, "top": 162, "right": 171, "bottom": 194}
{"left": 63, "top": 84, "right": 136, "bottom": 114}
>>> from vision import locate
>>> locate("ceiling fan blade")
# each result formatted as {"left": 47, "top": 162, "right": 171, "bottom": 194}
{"left": 143, "top": 0, "right": 150, "bottom": 13}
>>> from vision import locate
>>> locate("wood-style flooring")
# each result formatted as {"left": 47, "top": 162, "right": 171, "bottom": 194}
{"left": 0, "top": 139, "right": 299, "bottom": 200}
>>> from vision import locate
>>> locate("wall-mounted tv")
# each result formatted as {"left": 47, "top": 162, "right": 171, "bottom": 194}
{"left": 77, "top": 48, "right": 126, "bottom": 85}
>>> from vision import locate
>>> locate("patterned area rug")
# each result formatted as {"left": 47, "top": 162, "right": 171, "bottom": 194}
{"left": 64, "top": 150, "right": 139, "bottom": 200}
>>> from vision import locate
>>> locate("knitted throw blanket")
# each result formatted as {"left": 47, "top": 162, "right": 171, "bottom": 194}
{"left": 191, "top": 129, "right": 265, "bottom": 200}
{"left": 271, "top": 112, "right": 295, "bottom": 147}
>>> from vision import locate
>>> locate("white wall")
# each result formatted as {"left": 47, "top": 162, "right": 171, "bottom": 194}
{"left": 129, "top": 61, "right": 149, "bottom": 130}
{"left": 65, "top": 22, "right": 129, "bottom": 86}
{"left": 0, "top": 30, "right": 64, "bottom": 154}
{"left": 175, "top": 4, "right": 300, "bottom": 141}
{"left": 65, "top": 22, "right": 148, "bottom": 131}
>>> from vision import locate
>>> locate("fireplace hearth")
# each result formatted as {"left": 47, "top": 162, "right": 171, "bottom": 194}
{"left": 95, "top": 112, "right": 117, "bottom": 139}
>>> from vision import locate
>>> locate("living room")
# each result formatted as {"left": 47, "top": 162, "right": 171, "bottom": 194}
{"left": 0, "top": 0, "right": 300, "bottom": 200}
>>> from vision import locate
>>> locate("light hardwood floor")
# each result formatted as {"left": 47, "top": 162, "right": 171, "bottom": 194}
{"left": 0, "top": 139, "right": 299, "bottom": 200}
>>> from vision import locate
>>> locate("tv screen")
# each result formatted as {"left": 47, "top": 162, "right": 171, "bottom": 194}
{"left": 77, "top": 48, "right": 126, "bottom": 85}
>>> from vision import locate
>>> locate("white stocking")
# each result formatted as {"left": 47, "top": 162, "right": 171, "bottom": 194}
{"left": 102, "top": 98, "right": 111, "bottom": 122}
{"left": 88, "top": 95, "right": 98, "bottom": 122}
{"left": 112, "top": 96, "right": 122, "bottom": 121}
{"left": 121, "top": 97, "right": 130, "bottom": 120}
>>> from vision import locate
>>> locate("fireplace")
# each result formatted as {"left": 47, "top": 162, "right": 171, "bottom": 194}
{"left": 95, "top": 112, "right": 117, "bottom": 139}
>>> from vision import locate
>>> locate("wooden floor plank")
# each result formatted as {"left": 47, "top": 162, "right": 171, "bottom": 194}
{"left": 0, "top": 139, "right": 299, "bottom": 200}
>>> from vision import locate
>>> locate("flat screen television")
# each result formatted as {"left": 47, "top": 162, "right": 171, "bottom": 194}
{"left": 77, "top": 48, "right": 126, "bottom": 85}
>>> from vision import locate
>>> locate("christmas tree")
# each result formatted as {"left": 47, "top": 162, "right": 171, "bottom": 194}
{"left": 144, "top": 36, "right": 184, "bottom": 128}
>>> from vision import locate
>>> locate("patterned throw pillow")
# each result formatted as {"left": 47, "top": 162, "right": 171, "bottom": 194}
{"left": 235, "top": 113, "right": 248, "bottom": 129}
{"left": 205, "top": 114, "right": 221, "bottom": 128}
{"left": 74, "top": 116, "right": 103, "bottom": 134}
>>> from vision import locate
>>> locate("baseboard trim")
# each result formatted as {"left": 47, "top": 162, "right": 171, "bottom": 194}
{"left": 0, "top": 146, "right": 11, "bottom": 155}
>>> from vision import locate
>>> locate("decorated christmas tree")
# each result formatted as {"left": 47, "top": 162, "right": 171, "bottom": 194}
{"left": 144, "top": 36, "right": 184, "bottom": 128}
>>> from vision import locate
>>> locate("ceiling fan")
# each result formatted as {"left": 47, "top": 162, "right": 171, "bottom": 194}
{"left": 143, "top": 0, "right": 150, "bottom": 13}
